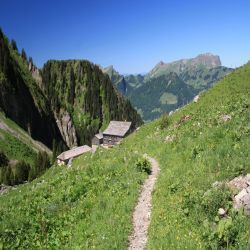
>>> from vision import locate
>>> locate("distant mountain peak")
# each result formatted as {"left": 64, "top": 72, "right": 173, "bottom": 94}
{"left": 105, "top": 65, "right": 114, "bottom": 71}
{"left": 195, "top": 53, "right": 221, "bottom": 67}
{"left": 148, "top": 53, "right": 221, "bottom": 78}
{"left": 157, "top": 61, "right": 165, "bottom": 66}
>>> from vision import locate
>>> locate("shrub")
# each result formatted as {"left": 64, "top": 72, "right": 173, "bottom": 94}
{"left": 34, "top": 151, "right": 51, "bottom": 175}
{"left": 159, "top": 113, "right": 169, "bottom": 129}
{"left": 136, "top": 158, "right": 151, "bottom": 174}
{"left": 2, "top": 165, "right": 12, "bottom": 185}
{"left": 202, "top": 213, "right": 246, "bottom": 249}
{"left": 201, "top": 185, "right": 232, "bottom": 220}
{"left": 13, "top": 161, "right": 30, "bottom": 184}
{"left": 0, "top": 151, "right": 9, "bottom": 167}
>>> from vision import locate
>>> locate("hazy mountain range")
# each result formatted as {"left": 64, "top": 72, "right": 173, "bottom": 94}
{"left": 102, "top": 53, "right": 233, "bottom": 121}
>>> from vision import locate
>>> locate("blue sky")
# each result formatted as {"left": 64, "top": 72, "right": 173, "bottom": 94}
{"left": 1, "top": 0, "right": 250, "bottom": 74}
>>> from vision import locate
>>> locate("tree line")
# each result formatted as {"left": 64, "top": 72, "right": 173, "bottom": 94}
{"left": 0, "top": 151, "right": 50, "bottom": 186}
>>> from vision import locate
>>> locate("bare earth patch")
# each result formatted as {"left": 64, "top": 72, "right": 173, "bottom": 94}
{"left": 128, "top": 156, "right": 160, "bottom": 250}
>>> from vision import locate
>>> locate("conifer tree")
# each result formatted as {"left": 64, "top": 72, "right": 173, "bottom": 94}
{"left": 11, "top": 39, "right": 18, "bottom": 52}
{"left": 0, "top": 151, "right": 9, "bottom": 168}
{"left": 21, "top": 48, "right": 27, "bottom": 62}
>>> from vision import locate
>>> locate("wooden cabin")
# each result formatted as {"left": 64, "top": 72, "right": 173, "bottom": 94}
{"left": 103, "top": 121, "right": 132, "bottom": 146}
{"left": 57, "top": 145, "right": 92, "bottom": 165}
{"left": 92, "top": 133, "right": 103, "bottom": 145}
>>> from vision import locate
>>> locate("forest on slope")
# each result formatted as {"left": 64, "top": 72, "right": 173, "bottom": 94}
{"left": 0, "top": 29, "right": 142, "bottom": 185}
{"left": 41, "top": 60, "right": 143, "bottom": 147}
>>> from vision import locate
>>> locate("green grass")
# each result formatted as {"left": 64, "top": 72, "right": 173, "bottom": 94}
{"left": 0, "top": 112, "right": 38, "bottom": 164}
{"left": 0, "top": 130, "right": 36, "bottom": 165}
{"left": 0, "top": 147, "right": 148, "bottom": 249}
{"left": 0, "top": 111, "right": 51, "bottom": 163}
{"left": 0, "top": 62, "right": 250, "bottom": 249}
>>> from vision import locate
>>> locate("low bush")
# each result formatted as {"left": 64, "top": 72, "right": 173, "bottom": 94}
{"left": 159, "top": 113, "right": 169, "bottom": 129}
{"left": 136, "top": 158, "right": 151, "bottom": 174}
{"left": 0, "top": 151, "right": 9, "bottom": 168}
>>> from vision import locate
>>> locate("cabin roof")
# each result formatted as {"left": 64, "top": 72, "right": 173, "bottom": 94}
{"left": 94, "top": 133, "right": 103, "bottom": 140}
{"left": 57, "top": 145, "right": 92, "bottom": 161}
{"left": 103, "top": 121, "right": 132, "bottom": 137}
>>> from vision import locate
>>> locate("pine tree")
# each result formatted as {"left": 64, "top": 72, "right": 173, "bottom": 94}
{"left": 3, "top": 166, "right": 11, "bottom": 185}
{"left": 14, "top": 161, "right": 30, "bottom": 184}
{"left": 28, "top": 56, "right": 33, "bottom": 65}
{"left": 68, "top": 67, "right": 75, "bottom": 105}
{"left": 0, "top": 151, "right": 9, "bottom": 168}
{"left": 11, "top": 39, "right": 18, "bottom": 52}
{"left": 21, "top": 48, "right": 27, "bottom": 62}
{"left": 35, "top": 151, "right": 50, "bottom": 175}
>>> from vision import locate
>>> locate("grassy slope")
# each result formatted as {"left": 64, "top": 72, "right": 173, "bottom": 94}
{"left": 138, "top": 63, "right": 250, "bottom": 249}
{"left": 0, "top": 146, "right": 147, "bottom": 249}
{"left": 0, "top": 62, "right": 250, "bottom": 249}
{"left": 0, "top": 112, "right": 51, "bottom": 153}
{"left": 0, "top": 111, "right": 49, "bottom": 165}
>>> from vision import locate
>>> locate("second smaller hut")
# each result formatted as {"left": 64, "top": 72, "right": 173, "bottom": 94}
{"left": 92, "top": 133, "right": 103, "bottom": 145}
{"left": 57, "top": 145, "right": 92, "bottom": 165}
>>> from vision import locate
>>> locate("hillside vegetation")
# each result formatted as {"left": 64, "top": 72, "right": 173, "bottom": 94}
{"left": 0, "top": 111, "right": 53, "bottom": 185}
{"left": 41, "top": 60, "right": 142, "bottom": 146}
{"left": 0, "top": 62, "right": 249, "bottom": 248}
{"left": 0, "top": 29, "right": 142, "bottom": 185}
{"left": 1, "top": 28, "right": 142, "bottom": 151}
{"left": 0, "top": 29, "right": 64, "bottom": 149}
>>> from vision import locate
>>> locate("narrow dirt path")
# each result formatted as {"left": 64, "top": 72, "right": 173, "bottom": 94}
{"left": 128, "top": 155, "right": 160, "bottom": 250}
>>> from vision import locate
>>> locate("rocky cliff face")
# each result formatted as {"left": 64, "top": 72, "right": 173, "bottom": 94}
{"left": 54, "top": 110, "right": 78, "bottom": 148}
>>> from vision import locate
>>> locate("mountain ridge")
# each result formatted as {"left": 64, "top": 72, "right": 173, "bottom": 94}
{"left": 102, "top": 53, "right": 233, "bottom": 121}
{"left": 147, "top": 53, "right": 221, "bottom": 78}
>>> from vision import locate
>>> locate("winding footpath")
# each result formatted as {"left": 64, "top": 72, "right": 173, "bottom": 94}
{"left": 128, "top": 156, "right": 160, "bottom": 250}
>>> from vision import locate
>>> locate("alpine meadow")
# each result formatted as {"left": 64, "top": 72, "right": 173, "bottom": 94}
{"left": 0, "top": 1, "right": 250, "bottom": 249}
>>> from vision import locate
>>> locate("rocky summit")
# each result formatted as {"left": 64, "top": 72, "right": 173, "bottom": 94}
{"left": 147, "top": 53, "right": 222, "bottom": 78}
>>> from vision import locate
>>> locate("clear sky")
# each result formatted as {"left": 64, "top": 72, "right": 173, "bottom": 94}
{"left": 1, "top": 0, "right": 250, "bottom": 74}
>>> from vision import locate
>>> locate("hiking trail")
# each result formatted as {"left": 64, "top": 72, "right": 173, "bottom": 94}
{"left": 128, "top": 155, "right": 160, "bottom": 250}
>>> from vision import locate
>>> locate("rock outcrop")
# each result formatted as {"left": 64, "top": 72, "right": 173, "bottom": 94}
{"left": 227, "top": 174, "right": 250, "bottom": 214}
{"left": 55, "top": 110, "right": 78, "bottom": 148}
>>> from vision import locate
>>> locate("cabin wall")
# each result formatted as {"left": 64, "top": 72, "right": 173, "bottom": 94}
{"left": 103, "top": 135, "right": 123, "bottom": 145}
{"left": 92, "top": 137, "right": 102, "bottom": 145}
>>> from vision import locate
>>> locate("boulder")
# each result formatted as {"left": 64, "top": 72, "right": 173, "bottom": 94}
{"left": 218, "top": 208, "right": 226, "bottom": 216}
{"left": 227, "top": 174, "right": 250, "bottom": 190}
{"left": 193, "top": 95, "right": 199, "bottom": 103}
{"left": 235, "top": 189, "right": 248, "bottom": 204}
{"left": 220, "top": 114, "right": 232, "bottom": 122}
{"left": 227, "top": 174, "right": 250, "bottom": 214}
{"left": 165, "top": 135, "right": 175, "bottom": 143}
{"left": 169, "top": 111, "right": 174, "bottom": 116}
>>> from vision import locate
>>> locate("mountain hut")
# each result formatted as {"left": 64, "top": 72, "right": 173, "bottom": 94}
{"left": 103, "top": 121, "right": 132, "bottom": 146}
{"left": 57, "top": 145, "right": 92, "bottom": 165}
